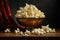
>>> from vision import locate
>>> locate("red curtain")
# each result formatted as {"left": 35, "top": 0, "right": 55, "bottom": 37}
{"left": 0, "top": 0, "right": 25, "bottom": 31}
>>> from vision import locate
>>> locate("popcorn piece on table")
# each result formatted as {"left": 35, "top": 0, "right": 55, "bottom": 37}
{"left": 15, "top": 30, "right": 18, "bottom": 33}
{"left": 41, "top": 25, "right": 50, "bottom": 31}
{"left": 47, "top": 28, "right": 53, "bottom": 32}
{"left": 17, "top": 28, "right": 20, "bottom": 33}
{"left": 46, "top": 28, "right": 56, "bottom": 33}
{"left": 24, "top": 33, "right": 29, "bottom": 36}
{"left": 37, "top": 30, "right": 44, "bottom": 35}
{"left": 31, "top": 28, "right": 45, "bottom": 35}
{"left": 31, "top": 24, "right": 56, "bottom": 35}
{"left": 37, "top": 28, "right": 45, "bottom": 35}
{"left": 41, "top": 24, "right": 49, "bottom": 28}
{"left": 4, "top": 28, "right": 11, "bottom": 33}
{"left": 39, "top": 32, "right": 44, "bottom": 35}
{"left": 15, "top": 28, "right": 20, "bottom": 33}
{"left": 40, "top": 29, "right": 46, "bottom": 33}
{"left": 20, "top": 31, "right": 24, "bottom": 35}
{"left": 25, "top": 30, "right": 31, "bottom": 35}
{"left": 41, "top": 24, "right": 56, "bottom": 33}
{"left": 52, "top": 28, "right": 56, "bottom": 32}
{"left": 46, "top": 24, "right": 49, "bottom": 27}
{"left": 33, "top": 29, "right": 38, "bottom": 34}
{"left": 46, "top": 30, "right": 50, "bottom": 33}
{"left": 37, "top": 31, "right": 41, "bottom": 35}
{"left": 31, "top": 30, "right": 35, "bottom": 34}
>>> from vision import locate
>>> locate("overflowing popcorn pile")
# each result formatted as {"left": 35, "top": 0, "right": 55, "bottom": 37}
{"left": 4, "top": 25, "right": 56, "bottom": 36}
{"left": 15, "top": 3, "right": 45, "bottom": 18}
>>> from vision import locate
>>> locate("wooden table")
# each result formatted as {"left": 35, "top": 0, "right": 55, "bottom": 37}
{"left": 0, "top": 29, "right": 60, "bottom": 40}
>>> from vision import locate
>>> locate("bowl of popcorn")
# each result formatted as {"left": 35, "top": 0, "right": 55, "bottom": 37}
{"left": 15, "top": 3, "right": 45, "bottom": 28}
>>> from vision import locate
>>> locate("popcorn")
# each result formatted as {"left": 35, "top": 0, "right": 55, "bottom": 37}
{"left": 31, "top": 24, "right": 56, "bottom": 35}
{"left": 39, "top": 32, "right": 44, "bottom": 35}
{"left": 15, "top": 3, "right": 45, "bottom": 18}
{"left": 20, "top": 7, "right": 23, "bottom": 10}
{"left": 20, "top": 31, "right": 24, "bottom": 35}
{"left": 24, "top": 33, "right": 29, "bottom": 36}
{"left": 25, "top": 30, "right": 31, "bottom": 35}
{"left": 15, "top": 30, "right": 18, "bottom": 33}
{"left": 31, "top": 28, "right": 45, "bottom": 35}
{"left": 25, "top": 3, "right": 29, "bottom": 9}
{"left": 40, "top": 29, "right": 46, "bottom": 33}
{"left": 41, "top": 25, "right": 49, "bottom": 31}
{"left": 17, "top": 10, "right": 21, "bottom": 13}
{"left": 4, "top": 30, "right": 7, "bottom": 33}
{"left": 46, "top": 30, "right": 50, "bottom": 33}
{"left": 37, "top": 31, "right": 41, "bottom": 35}
{"left": 40, "top": 29, "right": 44, "bottom": 32}
{"left": 4, "top": 24, "right": 56, "bottom": 36}
{"left": 34, "top": 29, "right": 38, "bottom": 34}
{"left": 52, "top": 28, "right": 56, "bottom": 32}
{"left": 17, "top": 28, "right": 20, "bottom": 32}
{"left": 48, "top": 28, "right": 52, "bottom": 32}
{"left": 4, "top": 28, "right": 11, "bottom": 33}
{"left": 15, "top": 28, "right": 20, "bottom": 33}
{"left": 37, "top": 31, "right": 44, "bottom": 35}
{"left": 31, "top": 31, "right": 34, "bottom": 34}
{"left": 41, "top": 25, "right": 56, "bottom": 33}
{"left": 16, "top": 14, "right": 21, "bottom": 18}
{"left": 46, "top": 25, "right": 49, "bottom": 28}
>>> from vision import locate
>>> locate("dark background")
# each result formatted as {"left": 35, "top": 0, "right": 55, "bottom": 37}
{"left": 8, "top": 0, "right": 59, "bottom": 28}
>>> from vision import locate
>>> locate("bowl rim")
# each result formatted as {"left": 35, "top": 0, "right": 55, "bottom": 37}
{"left": 16, "top": 18, "right": 45, "bottom": 19}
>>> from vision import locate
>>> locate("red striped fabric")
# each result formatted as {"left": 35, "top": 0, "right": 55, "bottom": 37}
{"left": 0, "top": 0, "right": 25, "bottom": 30}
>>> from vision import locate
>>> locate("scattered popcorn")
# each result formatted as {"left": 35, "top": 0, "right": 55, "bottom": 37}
{"left": 37, "top": 28, "right": 41, "bottom": 30}
{"left": 42, "top": 24, "right": 49, "bottom": 28}
{"left": 4, "top": 24, "right": 56, "bottom": 36}
{"left": 14, "top": 28, "right": 21, "bottom": 33}
{"left": 37, "top": 31, "right": 41, "bottom": 35}
{"left": 33, "top": 29, "right": 38, "bottom": 34}
{"left": 39, "top": 32, "right": 44, "bottom": 35}
{"left": 31, "top": 24, "right": 56, "bottom": 35}
{"left": 40, "top": 29, "right": 46, "bottom": 33}
{"left": 52, "top": 28, "right": 56, "bottom": 32}
{"left": 46, "top": 30, "right": 50, "bottom": 33}
{"left": 4, "top": 28, "right": 11, "bottom": 33}
{"left": 31, "top": 30, "right": 34, "bottom": 34}
{"left": 41, "top": 25, "right": 56, "bottom": 33}
{"left": 43, "top": 31, "right": 46, "bottom": 34}
{"left": 31, "top": 28, "right": 44, "bottom": 35}
{"left": 46, "top": 24, "right": 49, "bottom": 27}
{"left": 25, "top": 30, "right": 31, "bottom": 35}
{"left": 15, "top": 30, "right": 18, "bottom": 33}
{"left": 40, "top": 29, "right": 44, "bottom": 32}
{"left": 48, "top": 28, "right": 52, "bottom": 32}
{"left": 15, "top": 3, "right": 45, "bottom": 18}
{"left": 17, "top": 28, "right": 20, "bottom": 32}
{"left": 4, "top": 30, "right": 7, "bottom": 33}
{"left": 17, "top": 10, "right": 21, "bottom": 13}
{"left": 20, "top": 31, "right": 24, "bottom": 35}
{"left": 24, "top": 33, "right": 29, "bottom": 36}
